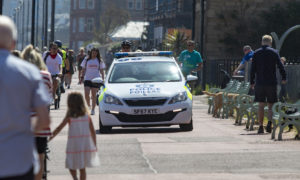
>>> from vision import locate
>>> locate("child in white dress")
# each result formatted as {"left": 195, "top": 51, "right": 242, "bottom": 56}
{"left": 50, "top": 92, "right": 99, "bottom": 180}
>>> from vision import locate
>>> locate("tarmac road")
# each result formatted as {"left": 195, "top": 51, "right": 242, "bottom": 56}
{"left": 47, "top": 73, "right": 300, "bottom": 180}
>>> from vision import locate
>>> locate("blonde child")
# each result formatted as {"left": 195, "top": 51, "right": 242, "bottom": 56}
{"left": 50, "top": 92, "right": 99, "bottom": 180}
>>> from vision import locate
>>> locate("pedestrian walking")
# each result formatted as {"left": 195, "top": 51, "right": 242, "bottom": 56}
{"left": 79, "top": 48, "right": 105, "bottom": 115}
{"left": 250, "top": 35, "right": 286, "bottom": 134}
{"left": 65, "top": 49, "right": 75, "bottom": 89}
{"left": 178, "top": 40, "right": 203, "bottom": 78}
{"left": 0, "top": 15, "right": 50, "bottom": 179}
{"left": 50, "top": 92, "right": 99, "bottom": 180}
{"left": 21, "top": 44, "right": 53, "bottom": 180}
{"left": 76, "top": 47, "right": 86, "bottom": 84}
{"left": 279, "top": 57, "right": 287, "bottom": 102}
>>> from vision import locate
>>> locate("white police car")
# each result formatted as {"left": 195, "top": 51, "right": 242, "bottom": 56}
{"left": 97, "top": 51, "right": 196, "bottom": 133}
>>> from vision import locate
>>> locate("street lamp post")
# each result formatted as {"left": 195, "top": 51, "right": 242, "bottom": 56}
{"left": 50, "top": 0, "right": 55, "bottom": 42}
{"left": 44, "top": 0, "right": 48, "bottom": 47}
{"left": 19, "top": 0, "right": 25, "bottom": 49}
{"left": 31, "top": 0, "right": 36, "bottom": 46}
{"left": 0, "top": 0, "right": 3, "bottom": 15}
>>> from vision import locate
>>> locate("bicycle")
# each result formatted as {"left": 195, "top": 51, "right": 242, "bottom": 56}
{"left": 42, "top": 142, "right": 50, "bottom": 180}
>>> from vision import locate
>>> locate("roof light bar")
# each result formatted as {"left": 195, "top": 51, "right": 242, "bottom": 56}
{"left": 115, "top": 51, "right": 173, "bottom": 58}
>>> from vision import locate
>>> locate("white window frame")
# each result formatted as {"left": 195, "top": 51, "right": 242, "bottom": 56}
{"left": 86, "top": 18, "right": 94, "bottom": 32}
{"left": 128, "top": 0, "right": 134, "bottom": 10}
{"left": 79, "top": 17, "right": 85, "bottom": 32}
{"left": 87, "top": 0, "right": 94, "bottom": 9}
{"left": 73, "top": 0, "right": 77, "bottom": 10}
{"left": 78, "top": 41, "right": 84, "bottom": 50}
{"left": 79, "top": 0, "right": 86, "bottom": 9}
{"left": 72, "top": 18, "right": 77, "bottom": 33}
{"left": 136, "top": 0, "right": 143, "bottom": 10}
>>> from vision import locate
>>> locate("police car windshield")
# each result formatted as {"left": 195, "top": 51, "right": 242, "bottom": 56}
{"left": 108, "top": 62, "right": 182, "bottom": 83}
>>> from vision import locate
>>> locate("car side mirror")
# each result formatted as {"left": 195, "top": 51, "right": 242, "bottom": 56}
{"left": 186, "top": 74, "right": 198, "bottom": 82}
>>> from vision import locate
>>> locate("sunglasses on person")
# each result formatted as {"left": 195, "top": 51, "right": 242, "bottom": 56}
{"left": 51, "top": 47, "right": 58, "bottom": 50}
{"left": 187, "top": 44, "right": 194, "bottom": 47}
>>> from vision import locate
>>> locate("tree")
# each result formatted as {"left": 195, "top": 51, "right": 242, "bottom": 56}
{"left": 218, "top": 0, "right": 300, "bottom": 57}
{"left": 94, "top": 2, "right": 130, "bottom": 44}
{"left": 257, "top": 1, "right": 300, "bottom": 57}
{"left": 163, "top": 29, "right": 189, "bottom": 57}
{"left": 217, "top": 0, "right": 261, "bottom": 57}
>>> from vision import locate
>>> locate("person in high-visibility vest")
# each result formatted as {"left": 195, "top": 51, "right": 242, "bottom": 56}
{"left": 54, "top": 40, "right": 69, "bottom": 93}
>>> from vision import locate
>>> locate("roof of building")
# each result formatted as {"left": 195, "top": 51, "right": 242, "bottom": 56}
{"left": 110, "top": 21, "right": 149, "bottom": 41}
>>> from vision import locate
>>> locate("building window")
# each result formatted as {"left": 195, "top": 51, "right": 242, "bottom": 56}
{"left": 79, "top": 0, "right": 86, "bottom": 9}
{"left": 86, "top": 18, "right": 94, "bottom": 32}
{"left": 73, "top": 0, "right": 77, "bottom": 10}
{"left": 72, "top": 18, "right": 77, "bottom": 33}
{"left": 128, "top": 0, "right": 134, "bottom": 10}
{"left": 78, "top": 41, "right": 84, "bottom": 50}
{"left": 156, "top": 0, "right": 158, "bottom": 11}
{"left": 136, "top": 0, "right": 142, "bottom": 10}
{"left": 87, "top": 0, "right": 94, "bottom": 9}
{"left": 79, "top": 17, "right": 85, "bottom": 32}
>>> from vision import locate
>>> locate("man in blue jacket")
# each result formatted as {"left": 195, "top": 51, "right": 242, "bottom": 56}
{"left": 233, "top": 45, "right": 254, "bottom": 76}
{"left": 250, "top": 35, "right": 286, "bottom": 134}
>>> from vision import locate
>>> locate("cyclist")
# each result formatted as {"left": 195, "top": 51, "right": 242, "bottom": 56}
{"left": 44, "top": 42, "right": 62, "bottom": 101}
{"left": 54, "top": 40, "right": 68, "bottom": 93}
{"left": 121, "top": 40, "right": 132, "bottom": 52}
{"left": 178, "top": 40, "right": 203, "bottom": 78}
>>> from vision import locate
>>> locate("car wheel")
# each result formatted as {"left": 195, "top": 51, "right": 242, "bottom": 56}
{"left": 99, "top": 115, "right": 112, "bottom": 134}
{"left": 180, "top": 119, "right": 193, "bottom": 131}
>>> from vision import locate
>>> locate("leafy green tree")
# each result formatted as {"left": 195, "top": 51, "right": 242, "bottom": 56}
{"left": 257, "top": 1, "right": 300, "bottom": 57}
{"left": 94, "top": 3, "right": 130, "bottom": 44}
{"left": 163, "top": 30, "right": 189, "bottom": 57}
{"left": 218, "top": 1, "right": 300, "bottom": 57}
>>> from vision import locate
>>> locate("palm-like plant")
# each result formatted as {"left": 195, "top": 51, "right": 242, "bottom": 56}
{"left": 163, "top": 30, "right": 189, "bottom": 57}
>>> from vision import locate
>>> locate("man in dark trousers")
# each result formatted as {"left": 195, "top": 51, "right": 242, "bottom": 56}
{"left": 250, "top": 35, "right": 286, "bottom": 134}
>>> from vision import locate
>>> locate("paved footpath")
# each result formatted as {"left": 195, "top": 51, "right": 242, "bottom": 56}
{"left": 48, "top": 72, "right": 300, "bottom": 180}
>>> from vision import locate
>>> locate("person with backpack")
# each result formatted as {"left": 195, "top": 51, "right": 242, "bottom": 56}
{"left": 79, "top": 48, "right": 105, "bottom": 115}
{"left": 44, "top": 42, "right": 63, "bottom": 101}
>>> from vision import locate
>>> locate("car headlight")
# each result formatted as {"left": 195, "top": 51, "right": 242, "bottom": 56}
{"left": 169, "top": 92, "right": 187, "bottom": 104}
{"left": 104, "top": 94, "right": 123, "bottom": 105}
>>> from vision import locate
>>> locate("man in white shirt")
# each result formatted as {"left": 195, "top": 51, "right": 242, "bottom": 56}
{"left": 44, "top": 42, "right": 62, "bottom": 100}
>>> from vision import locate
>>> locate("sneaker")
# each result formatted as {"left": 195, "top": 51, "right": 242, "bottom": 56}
{"left": 258, "top": 125, "right": 264, "bottom": 134}
{"left": 91, "top": 109, "right": 95, "bottom": 115}
{"left": 265, "top": 121, "right": 272, "bottom": 133}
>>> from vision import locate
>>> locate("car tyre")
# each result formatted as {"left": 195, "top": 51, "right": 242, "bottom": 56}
{"left": 180, "top": 119, "right": 193, "bottom": 131}
{"left": 99, "top": 116, "right": 112, "bottom": 134}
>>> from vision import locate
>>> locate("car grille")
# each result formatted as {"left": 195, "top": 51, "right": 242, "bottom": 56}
{"left": 124, "top": 98, "right": 167, "bottom": 106}
{"left": 108, "top": 109, "right": 186, "bottom": 123}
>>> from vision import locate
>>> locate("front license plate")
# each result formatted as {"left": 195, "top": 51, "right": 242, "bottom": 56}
{"left": 133, "top": 109, "right": 160, "bottom": 115}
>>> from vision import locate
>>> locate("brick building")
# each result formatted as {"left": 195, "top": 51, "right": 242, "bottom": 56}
{"left": 145, "top": 0, "right": 193, "bottom": 49}
{"left": 69, "top": 0, "right": 146, "bottom": 51}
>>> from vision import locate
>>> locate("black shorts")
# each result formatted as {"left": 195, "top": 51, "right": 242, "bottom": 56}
{"left": 84, "top": 80, "right": 101, "bottom": 88}
{"left": 0, "top": 167, "right": 33, "bottom": 180}
{"left": 254, "top": 85, "right": 277, "bottom": 103}
{"left": 35, "top": 137, "right": 47, "bottom": 154}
